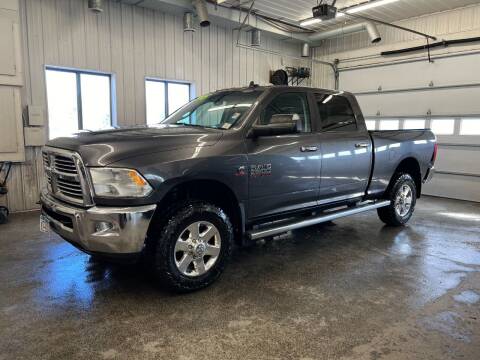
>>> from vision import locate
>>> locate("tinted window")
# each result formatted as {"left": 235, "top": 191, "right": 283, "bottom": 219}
{"left": 259, "top": 92, "right": 311, "bottom": 133}
{"left": 316, "top": 94, "right": 357, "bottom": 132}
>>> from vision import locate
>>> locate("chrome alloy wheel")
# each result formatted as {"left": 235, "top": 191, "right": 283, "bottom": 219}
{"left": 394, "top": 184, "right": 413, "bottom": 217}
{"left": 174, "top": 221, "right": 222, "bottom": 277}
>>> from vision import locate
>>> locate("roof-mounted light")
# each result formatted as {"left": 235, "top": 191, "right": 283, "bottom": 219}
{"left": 346, "top": 0, "right": 400, "bottom": 14}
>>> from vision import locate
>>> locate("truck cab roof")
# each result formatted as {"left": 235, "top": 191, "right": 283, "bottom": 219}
{"left": 211, "top": 85, "right": 352, "bottom": 97}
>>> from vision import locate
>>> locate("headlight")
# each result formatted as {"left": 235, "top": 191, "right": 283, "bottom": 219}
{"left": 89, "top": 168, "right": 153, "bottom": 198}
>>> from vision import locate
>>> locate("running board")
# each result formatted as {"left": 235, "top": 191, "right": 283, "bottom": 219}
{"left": 247, "top": 200, "right": 391, "bottom": 240}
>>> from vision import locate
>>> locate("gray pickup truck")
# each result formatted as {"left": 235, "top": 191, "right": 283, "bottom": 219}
{"left": 40, "top": 86, "right": 436, "bottom": 291}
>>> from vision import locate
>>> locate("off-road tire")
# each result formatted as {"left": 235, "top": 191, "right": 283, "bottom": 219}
{"left": 149, "top": 201, "right": 233, "bottom": 292}
{"left": 377, "top": 173, "right": 417, "bottom": 226}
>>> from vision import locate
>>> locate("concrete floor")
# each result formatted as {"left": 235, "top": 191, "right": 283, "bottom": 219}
{"left": 0, "top": 196, "right": 479, "bottom": 360}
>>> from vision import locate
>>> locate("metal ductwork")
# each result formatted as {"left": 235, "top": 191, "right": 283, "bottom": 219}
{"left": 184, "top": 12, "right": 195, "bottom": 31}
{"left": 309, "top": 21, "right": 381, "bottom": 44}
{"left": 193, "top": 0, "right": 210, "bottom": 27}
{"left": 88, "top": 0, "right": 103, "bottom": 13}
{"left": 251, "top": 29, "right": 261, "bottom": 46}
{"left": 136, "top": 1, "right": 384, "bottom": 47}
{"left": 301, "top": 43, "right": 310, "bottom": 57}
{"left": 365, "top": 21, "right": 381, "bottom": 43}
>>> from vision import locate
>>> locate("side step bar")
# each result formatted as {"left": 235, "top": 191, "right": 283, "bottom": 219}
{"left": 247, "top": 200, "right": 391, "bottom": 240}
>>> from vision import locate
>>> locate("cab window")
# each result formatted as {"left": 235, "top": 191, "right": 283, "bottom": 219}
{"left": 316, "top": 94, "right": 357, "bottom": 132}
{"left": 259, "top": 92, "right": 311, "bottom": 133}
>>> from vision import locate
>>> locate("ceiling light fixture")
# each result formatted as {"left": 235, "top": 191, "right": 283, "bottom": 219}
{"left": 346, "top": 0, "right": 400, "bottom": 14}
{"left": 300, "top": 0, "right": 399, "bottom": 27}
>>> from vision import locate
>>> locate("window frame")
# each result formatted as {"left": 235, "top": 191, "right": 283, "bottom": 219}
{"left": 379, "top": 119, "right": 400, "bottom": 131}
{"left": 459, "top": 118, "right": 480, "bottom": 136}
{"left": 45, "top": 66, "right": 115, "bottom": 138}
{"left": 402, "top": 118, "right": 426, "bottom": 130}
{"left": 365, "top": 119, "right": 377, "bottom": 131}
{"left": 145, "top": 77, "right": 193, "bottom": 124}
{"left": 430, "top": 118, "right": 456, "bottom": 136}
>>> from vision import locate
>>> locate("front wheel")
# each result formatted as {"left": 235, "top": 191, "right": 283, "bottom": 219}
{"left": 151, "top": 202, "right": 233, "bottom": 292}
{"left": 377, "top": 173, "right": 417, "bottom": 226}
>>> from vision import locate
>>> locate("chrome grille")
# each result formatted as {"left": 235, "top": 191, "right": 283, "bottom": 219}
{"left": 54, "top": 156, "right": 77, "bottom": 174}
{"left": 56, "top": 178, "right": 83, "bottom": 200}
{"left": 46, "top": 172, "right": 52, "bottom": 185}
{"left": 42, "top": 152, "right": 50, "bottom": 167}
{"left": 42, "top": 147, "right": 92, "bottom": 206}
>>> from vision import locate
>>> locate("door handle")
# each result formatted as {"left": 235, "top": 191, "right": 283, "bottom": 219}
{"left": 300, "top": 146, "right": 318, "bottom": 152}
{"left": 355, "top": 143, "right": 370, "bottom": 148}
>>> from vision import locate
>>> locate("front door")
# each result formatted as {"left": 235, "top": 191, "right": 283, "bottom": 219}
{"left": 314, "top": 93, "right": 372, "bottom": 204}
{"left": 246, "top": 91, "right": 321, "bottom": 219}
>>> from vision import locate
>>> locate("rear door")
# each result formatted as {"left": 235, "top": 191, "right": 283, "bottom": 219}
{"left": 314, "top": 93, "right": 372, "bottom": 204}
{"left": 246, "top": 90, "right": 321, "bottom": 219}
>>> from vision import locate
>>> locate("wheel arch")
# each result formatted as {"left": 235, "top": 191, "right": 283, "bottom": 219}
{"left": 148, "top": 179, "right": 245, "bottom": 244}
{"left": 388, "top": 157, "right": 422, "bottom": 198}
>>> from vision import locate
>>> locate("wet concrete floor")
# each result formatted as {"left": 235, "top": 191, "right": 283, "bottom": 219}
{"left": 0, "top": 196, "right": 479, "bottom": 359}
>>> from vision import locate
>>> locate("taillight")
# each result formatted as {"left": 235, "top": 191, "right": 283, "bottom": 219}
{"left": 431, "top": 143, "right": 438, "bottom": 164}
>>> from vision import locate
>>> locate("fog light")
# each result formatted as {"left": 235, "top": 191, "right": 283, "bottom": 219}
{"left": 95, "top": 221, "right": 113, "bottom": 233}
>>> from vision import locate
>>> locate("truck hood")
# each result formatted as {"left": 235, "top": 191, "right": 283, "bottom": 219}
{"left": 46, "top": 124, "right": 223, "bottom": 166}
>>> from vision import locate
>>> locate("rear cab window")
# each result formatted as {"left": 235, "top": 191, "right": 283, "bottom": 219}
{"left": 315, "top": 93, "right": 357, "bottom": 132}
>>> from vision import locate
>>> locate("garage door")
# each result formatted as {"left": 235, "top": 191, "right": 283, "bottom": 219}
{"left": 339, "top": 53, "right": 480, "bottom": 202}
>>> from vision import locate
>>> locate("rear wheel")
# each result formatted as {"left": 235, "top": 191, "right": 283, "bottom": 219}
{"left": 377, "top": 173, "right": 417, "bottom": 226}
{"left": 150, "top": 201, "right": 233, "bottom": 292}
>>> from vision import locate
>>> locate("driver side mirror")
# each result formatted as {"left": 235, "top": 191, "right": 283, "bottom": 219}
{"left": 249, "top": 114, "right": 298, "bottom": 138}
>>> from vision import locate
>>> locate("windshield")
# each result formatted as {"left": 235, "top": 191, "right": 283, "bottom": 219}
{"left": 161, "top": 89, "right": 263, "bottom": 129}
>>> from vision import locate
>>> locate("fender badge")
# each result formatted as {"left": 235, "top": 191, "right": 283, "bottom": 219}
{"left": 235, "top": 166, "right": 246, "bottom": 177}
{"left": 250, "top": 164, "right": 272, "bottom": 177}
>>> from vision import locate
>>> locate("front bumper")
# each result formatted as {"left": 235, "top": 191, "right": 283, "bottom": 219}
{"left": 40, "top": 191, "right": 156, "bottom": 255}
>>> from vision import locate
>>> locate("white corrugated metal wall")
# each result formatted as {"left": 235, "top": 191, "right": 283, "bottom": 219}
{"left": 3, "top": 0, "right": 308, "bottom": 213}
{"left": 312, "top": 3, "right": 480, "bottom": 88}
{"left": 312, "top": 4, "right": 480, "bottom": 202}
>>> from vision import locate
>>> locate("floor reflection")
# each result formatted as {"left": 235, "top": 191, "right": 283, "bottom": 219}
{"left": 1, "top": 197, "right": 480, "bottom": 359}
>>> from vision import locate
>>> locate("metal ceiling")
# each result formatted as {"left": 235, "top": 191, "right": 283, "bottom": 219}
{"left": 216, "top": 0, "right": 480, "bottom": 31}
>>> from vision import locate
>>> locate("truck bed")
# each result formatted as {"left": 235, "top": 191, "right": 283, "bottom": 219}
{"left": 367, "top": 129, "right": 436, "bottom": 198}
